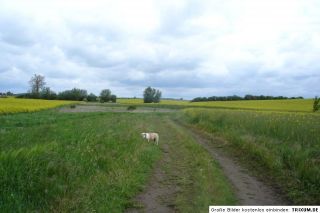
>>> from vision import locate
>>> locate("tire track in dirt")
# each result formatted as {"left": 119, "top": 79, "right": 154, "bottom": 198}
{"left": 184, "top": 125, "right": 288, "bottom": 205}
{"left": 125, "top": 144, "right": 177, "bottom": 213}
{"left": 126, "top": 119, "right": 287, "bottom": 213}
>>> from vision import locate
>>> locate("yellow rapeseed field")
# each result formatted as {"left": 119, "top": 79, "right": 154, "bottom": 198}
{"left": 0, "top": 97, "right": 77, "bottom": 114}
{"left": 118, "top": 98, "right": 314, "bottom": 112}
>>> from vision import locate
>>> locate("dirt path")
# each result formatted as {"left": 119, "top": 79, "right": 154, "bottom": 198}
{"left": 126, "top": 144, "right": 178, "bottom": 213}
{"left": 126, "top": 120, "right": 286, "bottom": 213}
{"left": 59, "top": 105, "right": 177, "bottom": 113}
{"left": 185, "top": 126, "right": 287, "bottom": 205}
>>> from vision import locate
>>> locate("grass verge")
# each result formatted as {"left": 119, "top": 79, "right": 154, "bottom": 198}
{"left": 180, "top": 108, "right": 320, "bottom": 204}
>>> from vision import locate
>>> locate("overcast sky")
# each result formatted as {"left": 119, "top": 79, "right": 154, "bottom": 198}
{"left": 0, "top": 0, "right": 319, "bottom": 99}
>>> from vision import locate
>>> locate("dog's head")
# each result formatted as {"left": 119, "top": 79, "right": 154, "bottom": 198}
{"left": 141, "top": 133, "right": 147, "bottom": 139}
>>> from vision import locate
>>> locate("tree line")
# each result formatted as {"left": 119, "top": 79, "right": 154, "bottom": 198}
{"left": 8, "top": 74, "right": 163, "bottom": 103}
{"left": 0, "top": 91, "right": 14, "bottom": 97}
{"left": 1, "top": 74, "right": 319, "bottom": 112}
{"left": 16, "top": 74, "right": 117, "bottom": 102}
{"left": 191, "top": 95, "right": 304, "bottom": 102}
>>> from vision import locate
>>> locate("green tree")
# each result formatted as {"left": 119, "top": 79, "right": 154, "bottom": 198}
{"left": 6, "top": 91, "right": 13, "bottom": 96}
{"left": 143, "top": 87, "right": 154, "bottom": 103}
{"left": 154, "top": 90, "right": 162, "bottom": 103}
{"left": 87, "top": 93, "right": 97, "bottom": 102}
{"left": 40, "top": 87, "right": 57, "bottom": 100}
{"left": 143, "top": 86, "right": 161, "bottom": 103}
{"left": 100, "top": 89, "right": 112, "bottom": 102}
{"left": 110, "top": 95, "right": 117, "bottom": 103}
{"left": 58, "top": 88, "right": 87, "bottom": 101}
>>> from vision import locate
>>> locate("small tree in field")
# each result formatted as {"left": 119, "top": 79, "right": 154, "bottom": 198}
{"left": 40, "top": 87, "right": 57, "bottom": 100}
{"left": 143, "top": 86, "right": 162, "bottom": 103}
{"left": 313, "top": 96, "right": 320, "bottom": 112}
{"left": 110, "top": 95, "right": 117, "bottom": 103}
{"left": 154, "top": 90, "right": 161, "bottom": 103}
{"left": 143, "top": 87, "right": 154, "bottom": 103}
{"left": 29, "top": 74, "right": 46, "bottom": 98}
{"left": 100, "top": 89, "right": 112, "bottom": 103}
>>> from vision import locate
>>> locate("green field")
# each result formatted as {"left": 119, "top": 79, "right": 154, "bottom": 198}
{"left": 0, "top": 97, "right": 77, "bottom": 114}
{"left": 0, "top": 110, "right": 236, "bottom": 212}
{"left": 181, "top": 108, "right": 320, "bottom": 204}
{"left": 0, "top": 98, "right": 319, "bottom": 211}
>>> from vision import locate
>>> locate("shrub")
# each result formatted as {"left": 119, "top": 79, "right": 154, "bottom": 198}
{"left": 40, "top": 87, "right": 57, "bottom": 100}
{"left": 58, "top": 88, "right": 87, "bottom": 101}
{"left": 110, "top": 95, "right": 117, "bottom": 103}
{"left": 87, "top": 93, "right": 97, "bottom": 102}
{"left": 127, "top": 105, "right": 136, "bottom": 111}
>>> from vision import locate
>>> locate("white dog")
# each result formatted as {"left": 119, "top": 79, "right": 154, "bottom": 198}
{"left": 141, "top": 133, "right": 159, "bottom": 145}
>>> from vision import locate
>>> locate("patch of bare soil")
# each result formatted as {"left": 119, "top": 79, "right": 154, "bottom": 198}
{"left": 59, "top": 105, "right": 177, "bottom": 113}
{"left": 186, "top": 126, "right": 288, "bottom": 205}
{"left": 126, "top": 144, "right": 177, "bottom": 213}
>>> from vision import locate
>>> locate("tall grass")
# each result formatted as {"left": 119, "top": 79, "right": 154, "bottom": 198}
{"left": 0, "top": 112, "right": 160, "bottom": 212}
{"left": 0, "top": 97, "right": 77, "bottom": 114}
{"left": 182, "top": 108, "right": 320, "bottom": 204}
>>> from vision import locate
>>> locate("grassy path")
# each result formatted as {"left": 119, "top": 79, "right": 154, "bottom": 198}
{"left": 126, "top": 116, "right": 237, "bottom": 212}
{"left": 128, "top": 115, "right": 288, "bottom": 212}
{"left": 178, "top": 122, "right": 288, "bottom": 205}
{"left": 126, "top": 143, "right": 177, "bottom": 213}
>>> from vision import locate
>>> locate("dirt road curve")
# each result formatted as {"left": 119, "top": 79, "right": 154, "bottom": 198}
{"left": 188, "top": 127, "right": 287, "bottom": 205}
{"left": 126, "top": 122, "right": 287, "bottom": 213}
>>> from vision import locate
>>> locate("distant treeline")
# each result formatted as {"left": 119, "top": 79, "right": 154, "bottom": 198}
{"left": 0, "top": 91, "right": 14, "bottom": 97}
{"left": 191, "top": 95, "right": 304, "bottom": 102}
{"left": 15, "top": 88, "right": 116, "bottom": 102}
{"left": 11, "top": 74, "right": 117, "bottom": 102}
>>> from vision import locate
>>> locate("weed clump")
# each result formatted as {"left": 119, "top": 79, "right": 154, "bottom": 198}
{"left": 127, "top": 105, "right": 136, "bottom": 111}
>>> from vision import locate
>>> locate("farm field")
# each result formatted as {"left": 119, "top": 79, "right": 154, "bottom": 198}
{"left": 2, "top": 0, "right": 319, "bottom": 211}
{"left": 0, "top": 97, "right": 77, "bottom": 114}
{"left": 0, "top": 99, "right": 319, "bottom": 212}
{"left": 118, "top": 98, "right": 314, "bottom": 112}
{"left": 180, "top": 108, "right": 320, "bottom": 204}
{"left": 0, "top": 109, "right": 236, "bottom": 212}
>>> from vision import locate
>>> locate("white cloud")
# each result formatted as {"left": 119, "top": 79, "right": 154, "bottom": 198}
{"left": 0, "top": 0, "right": 319, "bottom": 98}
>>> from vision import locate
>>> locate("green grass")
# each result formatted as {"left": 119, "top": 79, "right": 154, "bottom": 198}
{"left": 181, "top": 108, "right": 320, "bottom": 204}
{"left": 0, "top": 110, "right": 236, "bottom": 212}
{"left": 118, "top": 98, "right": 314, "bottom": 112}
{"left": 0, "top": 111, "right": 160, "bottom": 212}
{"left": 162, "top": 119, "right": 237, "bottom": 210}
